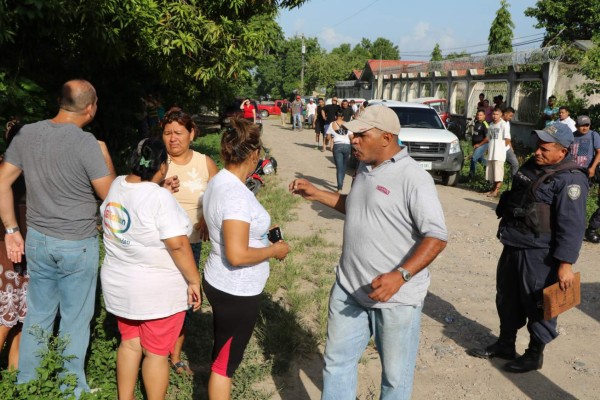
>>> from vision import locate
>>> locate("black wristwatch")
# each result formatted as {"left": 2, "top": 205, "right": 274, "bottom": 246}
{"left": 397, "top": 267, "right": 412, "bottom": 282}
{"left": 5, "top": 226, "right": 19, "bottom": 234}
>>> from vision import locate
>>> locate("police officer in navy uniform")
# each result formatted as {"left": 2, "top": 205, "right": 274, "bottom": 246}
{"left": 468, "top": 123, "right": 589, "bottom": 372}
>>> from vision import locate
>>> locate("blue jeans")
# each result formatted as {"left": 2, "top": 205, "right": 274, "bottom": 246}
{"left": 333, "top": 143, "right": 352, "bottom": 190}
{"left": 293, "top": 113, "right": 303, "bottom": 130}
{"left": 322, "top": 281, "right": 423, "bottom": 400}
{"left": 506, "top": 147, "right": 519, "bottom": 177}
{"left": 470, "top": 142, "right": 488, "bottom": 176}
{"left": 18, "top": 228, "right": 99, "bottom": 396}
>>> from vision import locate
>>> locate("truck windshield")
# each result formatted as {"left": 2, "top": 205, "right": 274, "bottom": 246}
{"left": 391, "top": 107, "right": 445, "bottom": 130}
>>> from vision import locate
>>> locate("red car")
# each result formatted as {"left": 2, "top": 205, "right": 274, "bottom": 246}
{"left": 411, "top": 97, "right": 449, "bottom": 126}
{"left": 257, "top": 101, "right": 280, "bottom": 118}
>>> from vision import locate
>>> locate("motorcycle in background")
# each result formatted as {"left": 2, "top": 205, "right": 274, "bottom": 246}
{"left": 446, "top": 115, "right": 472, "bottom": 140}
{"left": 246, "top": 146, "right": 277, "bottom": 194}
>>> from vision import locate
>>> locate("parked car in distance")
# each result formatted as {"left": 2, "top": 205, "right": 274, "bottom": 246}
{"left": 368, "top": 100, "right": 463, "bottom": 186}
{"left": 257, "top": 101, "right": 283, "bottom": 118}
{"left": 411, "top": 97, "right": 449, "bottom": 126}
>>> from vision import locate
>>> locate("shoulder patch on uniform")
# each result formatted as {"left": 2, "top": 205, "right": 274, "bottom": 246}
{"left": 567, "top": 184, "right": 581, "bottom": 200}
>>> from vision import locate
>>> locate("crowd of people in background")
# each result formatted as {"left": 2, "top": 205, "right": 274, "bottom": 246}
{"left": 278, "top": 95, "right": 366, "bottom": 193}
{"left": 467, "top": 92, "right": 600, "bottom": 243}
{"left": 277, "top": 91, "right": 600, "bottom": 243}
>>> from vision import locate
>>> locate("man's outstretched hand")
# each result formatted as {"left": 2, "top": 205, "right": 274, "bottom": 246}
{"left": 289, "top": 178, "right": 319, "bottom": 200}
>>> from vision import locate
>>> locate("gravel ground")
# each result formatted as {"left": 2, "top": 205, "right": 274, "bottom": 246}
{"left": 258, "top": 118, "right": 600, "bottom": 400}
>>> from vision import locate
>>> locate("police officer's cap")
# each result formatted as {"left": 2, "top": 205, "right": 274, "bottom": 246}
{"left": 532, "top": 123, "right": 574, "bottom": 148}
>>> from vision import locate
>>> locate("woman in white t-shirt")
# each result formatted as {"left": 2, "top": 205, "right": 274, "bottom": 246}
{"left": 326, "top": 111, "right": 354, "bottom": 192}
{"left": 100, "top": 139, "right": 201, "bottom": 400}
{"left": 161, "top": 107, "right": 218, "bottom": 374}
{"left": 202, "top": 117, "right": 290, "bottom": 399}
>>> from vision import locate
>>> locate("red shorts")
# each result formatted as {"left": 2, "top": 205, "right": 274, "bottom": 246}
{"left": 117, "top": 311, "right": 186, "bottom": 356}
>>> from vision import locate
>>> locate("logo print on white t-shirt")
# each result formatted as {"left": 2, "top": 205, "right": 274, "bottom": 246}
{"left": 103, "top": 202, "right": 131, "bottom": 246}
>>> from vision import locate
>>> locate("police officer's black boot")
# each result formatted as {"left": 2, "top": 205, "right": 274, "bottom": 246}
{"left": 585, "top": 228, "right": 600, "bottom": 244}
{"left": 467, "top": 330, "right": 517, "bottom": 360}
{"left": 504, "top": 336, "right": 545, "bottom": 373}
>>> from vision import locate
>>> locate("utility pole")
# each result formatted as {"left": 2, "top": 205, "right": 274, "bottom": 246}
{"left": 301, "top": 34, "right": 305, "bottom": 96}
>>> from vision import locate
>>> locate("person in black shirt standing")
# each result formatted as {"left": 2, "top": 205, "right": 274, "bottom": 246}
{"left": 314, "top": 98, "right": 326, "bottom": 151}
{"left": 322, "top": 97, "right": 340, "bottom": 153}
{"left": 340, "top": 99, "right": 354, "bottom": 122}
{"left": 470, "top": 109, "right": 489, "bottom": 179}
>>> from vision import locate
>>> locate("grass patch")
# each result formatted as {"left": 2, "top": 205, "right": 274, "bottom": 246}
{"left": 2, "top": 134, "right": 340, "bottom": 399}
{"left": 171, "top": 172, "right": 337, "bottom": 398}
{"left": 192, "top": 132, "right": 222, "bottom": 169}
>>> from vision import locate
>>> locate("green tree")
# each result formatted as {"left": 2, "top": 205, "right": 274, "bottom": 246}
{"left": 254, "top": 36, "right": 321, "bottom": 99}
{"left": 0, "top": 0, "right": 308, "bottom": 148}
{"left": 354, "top": 38, "right": 373, "bottom": 56}
{"left": 305, "top": 52, "right": 349, "bottom": 96}
{"left": 578, "top": 34, "right": 600, "bottom": 96}
{"left": 525, "top": 0, "right": 600, "bottom": 46}
{"left": 431, "top": 43, "right": 443, "bottom": 61}
{"left": 331, "top": 43, "right": 352, "bottom": 56}
{"left": 332, "top": 43, "right": 367, "bottom": 70}
{"left": 446, "top": 51, "right": 470, "bottom": 60}
{"left": 371, "top": 37, "right": 400, "bottom": 60}
{"left": 525, "top": 1, "right": 600, "bottom": 99}
{"left": 349, "top": 37, "right": 399, "bottom": 61}
{"left": 349, "top": 40, "right": 372, "bottom": 67}
{"left": 488, "top": 0, "right": 515, "bottom": 55}
{"left": 253, "top": 35, "right": 401, "bottom": 100}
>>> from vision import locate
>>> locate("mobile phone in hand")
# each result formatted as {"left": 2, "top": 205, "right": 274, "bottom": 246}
{"left": 268, "top": 226, "right": 283, "bottom": 243}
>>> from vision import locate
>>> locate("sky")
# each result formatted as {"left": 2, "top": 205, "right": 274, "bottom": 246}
{"left": 277, "top": 0, "right": 545, "bottom": 60}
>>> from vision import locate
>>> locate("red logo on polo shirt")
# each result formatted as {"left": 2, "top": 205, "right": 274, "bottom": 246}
{"left": 376, "top": 185, "right": 390, "bottom": 195}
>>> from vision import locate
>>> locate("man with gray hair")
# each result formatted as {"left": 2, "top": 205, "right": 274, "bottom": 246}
{"left": 289, "top": 105, "right": 447, "bottom": 399}
{"left": 0, "top": 79, "right": 114, "bottom": 396}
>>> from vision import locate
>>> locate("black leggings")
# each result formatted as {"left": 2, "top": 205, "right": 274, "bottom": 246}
{"left": 203, "top": 277, "right": 261, "bottom": 378}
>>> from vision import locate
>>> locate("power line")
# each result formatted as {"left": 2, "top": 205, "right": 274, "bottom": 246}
{"left": 402, "top": 32, "right": 545, "bottom": 55}
{"left": 401, "top": 38, "right": 545, "bottom": 58}
{"left": 466, "top": 39, "right": 545, "bottom": 56}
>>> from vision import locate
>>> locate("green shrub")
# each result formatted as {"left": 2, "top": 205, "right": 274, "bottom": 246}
{"left": 0, "top": 328, "right": 78, "bottom": 399}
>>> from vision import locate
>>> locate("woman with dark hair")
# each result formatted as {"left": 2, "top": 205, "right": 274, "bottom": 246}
{"left": 326, "top": 111, "right": 354, "bottom": 192}
{"left": 0, "top": 122, "right": 28, "bottom": 371}
{"left": 161, "top": 107, "right": 218, "bottom": 374}
{"left": 100, "top": 138, "right": 201, "bottom": 400}
{"left": 202, "top": 117, "right": 289, "bottom": 399}
{"left": 240, "top": 98, "right": 256, "bottom": 124}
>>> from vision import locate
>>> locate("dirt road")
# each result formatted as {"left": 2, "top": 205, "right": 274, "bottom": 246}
{"left": 259, "top": 118, "right": 600, "bottom": 400}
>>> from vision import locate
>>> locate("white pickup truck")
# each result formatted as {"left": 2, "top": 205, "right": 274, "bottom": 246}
{"left": 368, "top": 100, "right": 464, "bottom": 186}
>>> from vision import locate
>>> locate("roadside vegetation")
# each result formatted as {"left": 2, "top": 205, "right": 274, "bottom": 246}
{"left": 0, "top": 130, "right": 341, "bottom": 399}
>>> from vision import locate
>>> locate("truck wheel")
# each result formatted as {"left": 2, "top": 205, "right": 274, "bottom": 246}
{"left": 260, "top": 110, "right": 269, "bottom": 118}
{"left": 442, "top": 172, "right": 458, "bottom": 186}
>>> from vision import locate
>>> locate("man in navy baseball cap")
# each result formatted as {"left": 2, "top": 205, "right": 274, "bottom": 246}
{"left": 468, "top": 118, "right": 589, "bottom": 373}
{"left": 532, "top": 123, "right": 574, "bottom": 148}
